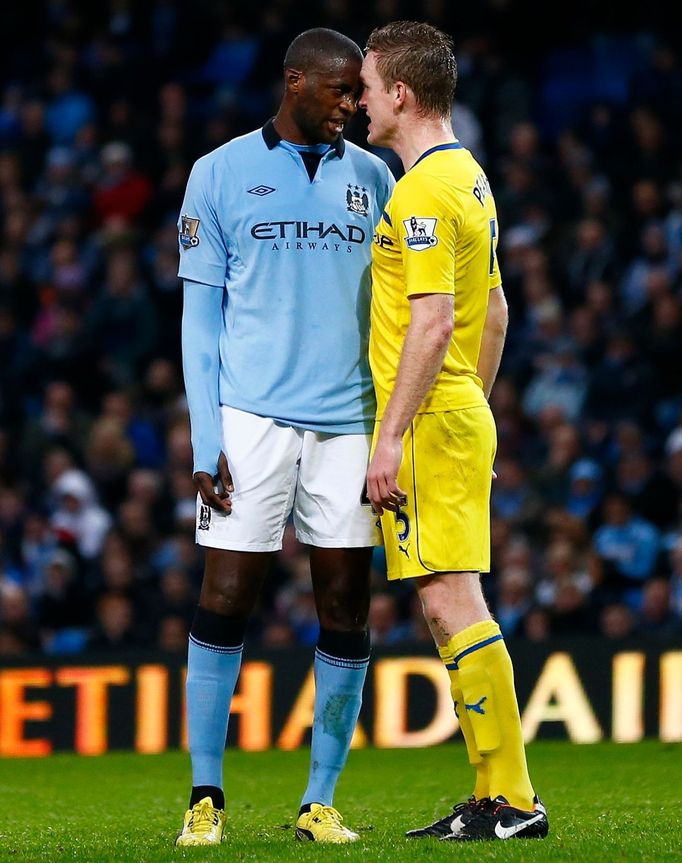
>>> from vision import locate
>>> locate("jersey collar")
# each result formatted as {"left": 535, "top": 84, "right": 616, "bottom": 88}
{"left": 412, "top": 141, "right": 462, "bottom": 169}
{"left": 262, "top": 118, "right": 345, "bottom": 158}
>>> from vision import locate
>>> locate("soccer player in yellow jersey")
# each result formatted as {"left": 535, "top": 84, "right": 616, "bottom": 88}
{"left": 359, "top": 21, "right": 549, "bottom": 842}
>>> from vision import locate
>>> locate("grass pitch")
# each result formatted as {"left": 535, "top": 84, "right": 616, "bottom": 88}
{"left": 0, "top": 741, "right": 679, "bottom": 862}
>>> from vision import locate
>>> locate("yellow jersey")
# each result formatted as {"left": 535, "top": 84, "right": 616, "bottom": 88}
{"left": 369, "top": 141, "right": 501, "bottom": 418}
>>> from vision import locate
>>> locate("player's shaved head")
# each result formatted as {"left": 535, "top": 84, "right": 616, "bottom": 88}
{"left": 284, "top": 28, "right": 362, "bottom": 74}
{"left": 276, "top": 28, "right": 362, "bottom": 146}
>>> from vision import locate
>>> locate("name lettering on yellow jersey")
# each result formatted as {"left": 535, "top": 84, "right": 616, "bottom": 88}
{"left": 373, "top": 233, "right": 394, "bottom": 248}
{"left": 472, "top": 172, "right": 491, "bottom": 207}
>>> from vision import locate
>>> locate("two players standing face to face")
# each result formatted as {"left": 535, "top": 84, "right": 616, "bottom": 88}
{"left": 177, "top": 19, "right": 548, "bottom": 848}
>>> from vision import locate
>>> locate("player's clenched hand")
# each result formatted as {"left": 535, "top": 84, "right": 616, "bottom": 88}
{"left": 366, "top": 436, "right": 407, "bottom": 516}
{"left": 194, "top": 451, "right": 234, "bottom": 513}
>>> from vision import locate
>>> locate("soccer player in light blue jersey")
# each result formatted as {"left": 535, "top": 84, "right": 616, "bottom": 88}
{"left": 174, "top": 28, "right": 394, "bottom": 847}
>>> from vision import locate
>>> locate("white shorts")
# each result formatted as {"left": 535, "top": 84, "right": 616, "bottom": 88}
{"left": 196, "top": 406, "right": 381, "bottom": 552}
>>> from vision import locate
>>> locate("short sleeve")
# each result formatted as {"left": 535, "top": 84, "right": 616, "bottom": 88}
{"left": 390, "top": 177, "right": 457, "bottom": 298}
{"left": 177, "top": 155, "right": 228, "bottom": 287}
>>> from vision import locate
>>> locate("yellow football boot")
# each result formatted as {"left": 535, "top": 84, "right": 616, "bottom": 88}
{"left": 175, "top": 796, "right": 226, "bottom": 846}
{"left": 295, "top": 803, "right": 359, "bottom": 843}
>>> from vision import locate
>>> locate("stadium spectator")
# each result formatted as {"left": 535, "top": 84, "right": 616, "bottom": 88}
{"left": 600, "top": 602, "right": 637, "bottom": 640}
{"left": 84, "top": 417, "right": 135, "bottom": 510}
{"left": 157, "top": 614, "right": 189, "bottom": 652}
{"left": 88, "top": 592, "right": 145, "bottom": 651}
{"left": 0, "top": 580, "right": 40, "bottom": 652}
{"left": 664, "top": 426, "right": 682, "bottom": 509}
{"left": 19, "top": 381, "right": 90, "bottom": 477}
{"left": 532, "top": 421, "right": 582, "bottom": 505}
{"left": 260, "top": 618, "right": 296, "bottom": 648}
{"left": 638, "top": 578, "right": 682, "bottom": 639}
{"left": 492, "top": 457, "right": 544, "bottom": 530}
{"left": 153, "top": 565, "right": 197, "bottom": 631}
{"left": 564, "top": 216, "right": 618, "bottom": 305}
{"left": 520, "top": 606, "right": 552, "bottom": 641}
{"left": 521, "top": 338, "right": 588, "bottom": 424}
{"left": 613, "top": 451, "right": 678, "bottom": 531}
{"left": 91, "top": 141, "right": 153, "bottom": 227}
{"left": 36, "top": 547, "right": 91, "bottom": 652}
{"left": 367, "top": 592, "right": 412, "bottom": 644}
{"left": 583, "top": 328, "right": 656, "bottom": 429}
{"left": 84, "top": 249, "right": 159, "bottom": 387}
{"left": 564, "top": 458, "right": 604, "bottom": 525}
{"left": 593, "top": 493, "right": 662, "bottom": 608}
{"left": 19, "top": 511, "right": 60, "bottom": 598}
{"left": 44, "top": 66, "right": 96, "bottom": 147}
{"left": 667, "top": 538, "right": 682, "bottom": 618}
{"left": 495, "top": 566, "right": 534, "bottom": 636}
{"left": 49, "top": 468, "right": 112, "bottom": 560}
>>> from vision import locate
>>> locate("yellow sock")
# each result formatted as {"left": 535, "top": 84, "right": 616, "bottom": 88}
{"left": 444, "top": 620, "right": 534, "bottom": 810}
{"left": 438, "top": 643, "right": 489, "bottom": 800}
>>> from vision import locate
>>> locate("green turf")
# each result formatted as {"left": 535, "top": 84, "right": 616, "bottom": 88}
{"left": 0, "top": 741, "right": 679, "bottom": 862}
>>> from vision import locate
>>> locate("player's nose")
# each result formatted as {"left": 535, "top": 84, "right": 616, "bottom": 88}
{"left": 339, "top": 91, "right": 357, "bottom": 115}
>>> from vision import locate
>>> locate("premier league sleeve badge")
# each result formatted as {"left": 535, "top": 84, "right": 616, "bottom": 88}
{"left": 179, "top": 215, "right": 201, "bottom": 248}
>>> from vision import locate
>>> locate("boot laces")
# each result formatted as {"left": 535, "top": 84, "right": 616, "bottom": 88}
{"left": 187, "top": 799, "right": 220, "bottom": 835}
{"left": 311, "top": 806, "right": 344, "bottom": 828}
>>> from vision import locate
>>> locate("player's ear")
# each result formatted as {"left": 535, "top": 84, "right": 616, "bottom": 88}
{"left": 394, "top": 80, "right": 408, "bottom": 110}
{"left": 285, "top": 68, "right": 304, "bottom": 94}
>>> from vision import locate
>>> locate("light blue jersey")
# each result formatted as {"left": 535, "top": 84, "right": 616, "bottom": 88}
{"left": 178, "top": 120, "right": 394, "bottom": 473}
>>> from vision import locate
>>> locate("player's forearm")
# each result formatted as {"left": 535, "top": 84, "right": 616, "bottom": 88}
{"left": 379, "top": 299, "right": 453, "bottom": 440}
{"left": 477, "top": 285, "right": 508, "bottom": 399}
{"left": 181, "top": 280, "right": 224, "bottom": 476}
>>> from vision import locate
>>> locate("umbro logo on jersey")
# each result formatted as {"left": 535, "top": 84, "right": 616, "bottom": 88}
{"left": 403, "top": 216, "right": 438, "bottom": 250}
{"left": 346, "top": 184, "right": 369, "bottom": 216}
{"left": 248, "top": 185, "right": 276, "bottom": 196}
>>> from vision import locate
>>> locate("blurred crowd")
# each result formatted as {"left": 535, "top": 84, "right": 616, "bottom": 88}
{"left": 0, "top": 1, "right": 681, "bottom": 656}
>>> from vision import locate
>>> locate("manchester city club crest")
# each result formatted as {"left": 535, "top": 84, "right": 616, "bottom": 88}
{"left": 346, "top": 185, "right": 369, "bottom": 217}
{"left": 403, "top": 215, "right": 439, "bottom": 250}
{"left": 179, "top": 215, "right": 201, "bottom": 248}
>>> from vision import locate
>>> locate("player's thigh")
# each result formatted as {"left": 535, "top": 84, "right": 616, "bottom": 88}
{"left": 379, "top": 407, "right": 496, "bottom": 579}
{"left": 196, "top": 406, "right": 301, "bottom": 552}
{"left": 295, "top": 430, "right": 381, "bottom": 548}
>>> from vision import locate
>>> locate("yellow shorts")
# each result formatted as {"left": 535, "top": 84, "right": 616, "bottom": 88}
{"left": 374, "top": 405, "right": 496, "bottom": 580}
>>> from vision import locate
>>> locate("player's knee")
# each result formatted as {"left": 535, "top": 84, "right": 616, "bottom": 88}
{"left": 202, "top": 551, "right": 265, "bottom": 619}
{"left": 419, "top": 572, "right": 485, "bottom": 618}
{"left": 417, "top": 580, "right": 449, "bottom": 623}
{"left": 201, "top": 582, "right": 256, "bottom": 621}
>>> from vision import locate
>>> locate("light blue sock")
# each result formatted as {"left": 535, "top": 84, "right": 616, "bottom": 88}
{"left": 186, "top": 635, "right": 243, "bottom": 789}
{"left": 301, "top": 648, "right": 369, "bottom": 807}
